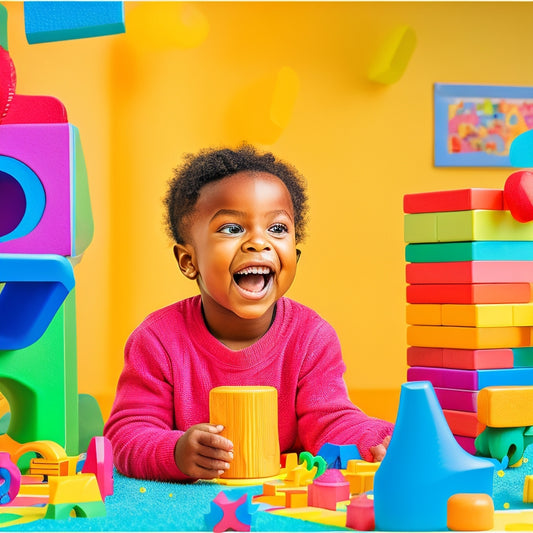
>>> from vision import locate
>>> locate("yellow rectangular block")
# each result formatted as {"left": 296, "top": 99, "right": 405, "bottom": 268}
{"left": 19, "top": 483, "right": 49, "bottom": 496}
{"left": 513, "top": 303, "right": 533, "bottom": 326}
{"left": 404, "top": 212, "right": 437, "bottom": 243}
{"left": 441, "top": 304, "right": 514, "bottom": 327}
{"left": 345, "top": 471, "right": 375, "bottom": 495}
{"left": 524, "top": 475, "right": 533, "bottom": 503}
{"left": 406, "top": 304, "right": 442, "bottom": 325}
{"left": 271, "top": 507, "right": 347, "bottom": 528}
{"left": 407, "top": 325, "right": 533, "bottom": 349}
{"left": 477, "top": 386, "right": 533, "bottom": 427}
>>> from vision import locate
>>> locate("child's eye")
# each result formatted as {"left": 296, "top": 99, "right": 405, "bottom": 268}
{"left": 268, "top": 223, "right": 289, "bottom": 234}
{"left": 218, "top": 223, "right": 244, "bottom": 235}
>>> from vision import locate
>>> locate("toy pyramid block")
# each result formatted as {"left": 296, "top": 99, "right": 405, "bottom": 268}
{"left": 408, "top": 366, "right": 533, "bottom": 391}
{"left": 407, "top": 282, "right": 532, "bottom": 305}
{"left": 0, "top": 254, "right": 74, "bottom": 350}
{"left": 443, "top": 409, "right": 485, "bottom": 438}
{"left": 477, "top": 386, "right": 533, "bottom": 428}
{"left": 373, "top": 381, "right": 494, "bottom": 532}
{"left": 406, "top": 241, "right": 533, "bottom": 263}
{"left": 406, "top": 261, "right": 533, "bottom": 285}
{"left": 435, "top": 388, "right": 478, "bottom": 412}
{"left": 407, "top": 324, "right": 532, "bottom": 350}
{"left": 24, "top": 1, "right": 125, "bottom": 44}
{"left": 0, "top": 290, "right": 79, "bottom": 456}
{"left": 0, "top": 124, "right": 93, "bottom": 256}
{"left": 404, "top": 210, "right": 533, "bottom": 243}
{"left": 403, "top": 189, "right": 503, "bottom": 214}
{"left": 81, "top": 436, "right": 113, "bottom": 500}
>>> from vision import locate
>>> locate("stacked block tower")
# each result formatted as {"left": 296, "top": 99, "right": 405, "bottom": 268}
{"left": 404, "top": 188, "right": 533, "bottom": 454}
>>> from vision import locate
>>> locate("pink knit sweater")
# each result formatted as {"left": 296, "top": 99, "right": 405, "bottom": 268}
{"left": 104, "top": 296, "right": 394, "bottom": 481}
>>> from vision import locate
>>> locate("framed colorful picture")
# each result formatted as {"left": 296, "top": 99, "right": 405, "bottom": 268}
{"left": 434, "top": 83, "right": 533, "bottom": 167}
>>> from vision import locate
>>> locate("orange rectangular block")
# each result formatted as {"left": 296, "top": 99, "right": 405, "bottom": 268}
{"left": 406, "top": 261, "right": 533, "bottom": 285}
{"left": 443, "top": 409, "right": 485, "bottom": 438}
{"left": 403, "top": 188, "right": 503, "bottom": 214}
{"left": 407, "top": 283, "right": 532, "bottom": 304}
{"left": 477, "top": 386, "right": 533, "bottom": 427}
{"left": 406, "top": 304, "right": 442, "bottom": 325}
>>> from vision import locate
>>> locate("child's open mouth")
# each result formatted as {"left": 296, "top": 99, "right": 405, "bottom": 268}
{"left": 233, "top": 266, "right": 273, "bottom": 295}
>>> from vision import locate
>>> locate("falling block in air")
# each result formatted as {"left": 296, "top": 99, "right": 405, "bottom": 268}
{"left": 405, "top": 210, "right": 533, "bottom": 243}
{"left": 403, "top": 188, "right": 503, "bottom": 214}
{"left": 368, "top": 25, "right": 416, "bottom": 84}
{"left": 406, "top": 261, "right": 533, "bottom": 285}
{"left": 477, "top": 386, "right": 533, "bottom": 428}
{"left": 24, "top": 1, "right": 125, "bottom": 44}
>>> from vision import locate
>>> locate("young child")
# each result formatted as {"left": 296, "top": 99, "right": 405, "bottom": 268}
{"left": 104, "top": 144, "right": 394, "bottom": 482}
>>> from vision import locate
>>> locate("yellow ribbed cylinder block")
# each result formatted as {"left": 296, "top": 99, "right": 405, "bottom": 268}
{"left": 209, "top": 386, "right": 280, "bottom": 479}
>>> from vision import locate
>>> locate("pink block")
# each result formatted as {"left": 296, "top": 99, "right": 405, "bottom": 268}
{"left": 455, "top": 435, "right": 477, "bottom": 455}
{"left": 443, "top": 348, "right": 513, "bottom": 370}
{"left": 81, "top": 436, "right": 113, "bottom": 499}
{"left": 435, "top": 387, "right": 478, "bottom": 412}
{"left": 346, "top": 494, "right": 375, "bottom": 531}
{"left": 0, "top": 123, "right": 72, "bottom": 255}
{"left": 308, "top": 469, "right": 350, "bottom": 511}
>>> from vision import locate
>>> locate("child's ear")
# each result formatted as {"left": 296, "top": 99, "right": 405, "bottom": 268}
{"left": 173, "top": 243, "right": 198, "bottom": 280}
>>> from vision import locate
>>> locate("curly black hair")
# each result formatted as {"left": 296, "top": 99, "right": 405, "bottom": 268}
{"left": 164, "top": 144, "right": 308, "bottom": 244}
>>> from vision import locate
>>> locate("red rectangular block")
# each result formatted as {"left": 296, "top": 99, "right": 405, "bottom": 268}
{"left": 407, "top": 346, "right": 444, "bottom": 367}
{"left": 435, "top": 387, "right": 478, "bottom": 412}
{"left": 403, "top": 188, "right": 503, "bottom": 214}
{"left": 407, "top": 347, "right": 513, "bottom": 370}
{"left": 406, "top": 262, "right": 533, "bottom": 284}
{"left": 406, "top": 283, "right": 531, "bottom": 304}
{"left": 443, "top": 409, "right": 485, "bottom": 438}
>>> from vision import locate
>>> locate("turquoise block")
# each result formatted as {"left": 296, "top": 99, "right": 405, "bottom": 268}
{"left": 373, "top": 381, "right": 494, "bottom": 531}
{"left": 510, "top": 130, "right": 533, "bottom": 168}
{"left": 24, "top": 1, "right": 125, "bottom": 44}
{"left": 406, "top": 241, "right": 533, "bottom": 263}
{"left": 512, "top": 347, "right": 533, "bottom": 368}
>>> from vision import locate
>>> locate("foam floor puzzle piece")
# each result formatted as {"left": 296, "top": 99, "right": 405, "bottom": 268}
{"left": 0, "top": 290, "right": 79, "bottom": 456}
{"left": 405, "top": 210, "right": 533, "bottom": 243}
{"left": 510, "top": 129, "right": 533, "bottom": 168}
{"left": 409, "top": 347, "right": 515, "bottom": 371}
{"left": 0, "top": 254, "right": 75, "bottom": 350}
{"left": 373, "top": 381, "right": 493, "bottom": 531}
{"left": 477, "top": 386, "right": 533, "bottom": 427}
{"left": 0, "top": 123, "right": 93, "bottom": 256}
{"left": 24, "top": 1, "right": 125, "bottom": 44}
{"left": 406, "top": 261, "right": 533, "bottom": 284}
{"left": 407, "top": 324, "right": 532, "bottom": 350}
{"left": 443, "top": 409, "right": 485, "bottom": 438}
{"left": 406, "top": 241, "right": 533, "bottom": 263}
{"left": 406, "top": 282, "right": 531, "bottom": 304}
{"left": 408, "top": 366, "right": 533, "bottom": 391}
{"left": 435, "top": 387, "right": 479, "bottom": 412}
{"left": 403, "top": 188, "right": 503, "bottom": 214}
{"left": 368, "top": 24, "right": 416, "bottom": 84}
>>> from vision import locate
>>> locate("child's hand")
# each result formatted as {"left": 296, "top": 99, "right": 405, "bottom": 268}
{"left": 368, "top": 434, "right": 391, "bottom": 462}
{"left": 174, "top": 423, "right": 234, "bottom": 479}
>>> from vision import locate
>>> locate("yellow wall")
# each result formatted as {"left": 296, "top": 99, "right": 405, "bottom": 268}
{"left": 5, "top": 2, "right": 533, "bottom": 422}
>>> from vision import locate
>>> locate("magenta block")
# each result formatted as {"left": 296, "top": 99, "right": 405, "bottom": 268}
{"left": 434, "top": 387, "right": 478, "bottom": 412}
{"left": 81, "top": 436, "right": 113, "bottom": 500}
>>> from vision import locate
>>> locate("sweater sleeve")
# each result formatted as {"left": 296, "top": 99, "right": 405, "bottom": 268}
{"left": 295, "top": 320, "right": 394, "bottom": 461}
{"left": 103, "top": 324, "right": 193, "bottom": 481}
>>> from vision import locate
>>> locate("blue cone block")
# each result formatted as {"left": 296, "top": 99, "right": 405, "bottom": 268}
{"left": 373, "top": 381, "right": 494, "bottom": 531}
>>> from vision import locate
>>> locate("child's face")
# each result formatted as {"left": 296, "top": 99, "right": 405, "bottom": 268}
{"left": 176, "top": 171, "right": 298, "bottom": 321}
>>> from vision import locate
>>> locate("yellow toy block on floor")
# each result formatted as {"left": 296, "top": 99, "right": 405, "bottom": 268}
{"left": 270, "top": 506, "right": 347, "bottom": 528}
{"left": 407, "top": 325, "right": 532, "bottom": 349}
{"left": 406, "top": 304, "right": 442, "bottom": 325}
{"left": 48, "top": 473, "right": 102, "bottom": 505}
{"left": 345, "top": 459, "right": 380, "bottom": 474}
{"left": 477, "top": 386, "right": 533, "bottom": 428}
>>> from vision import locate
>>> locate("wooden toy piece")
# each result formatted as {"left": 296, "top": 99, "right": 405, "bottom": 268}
{"left": 307, "top": 469, "right": 350, "bottom": 511}
{"left": 81, "top": 436, "right": 113, "bottom": 499}
{"left": 346, "top": 493, "right": 375, "bottom": 531}
{"left": 209, "top": 386, "right": 279, "bottom": 479}
{"left": 373, "top": 382, "right": 494, "bottom": 532}
{"left": 1, "top": 291, "right": 79, "bottom": 458}
{"left": 503, "top": 171, "right": 533, "bottom": 223}
{"left": 44, "top": 473, "right": 106, "bottom": 519}
{"left": 510, "top": 129, "right": 533, "bottom": 168}
{"left": 407, "top": 261, "right": 533, "bottom": 285}
{"left": 403, "top": 188, "right": 503, "bottom": 214}
{"left": 368, "top": 25, "right": 416, "bottom": 84}
{"left": 406, "top": 282, "right": 532, "bottom": 305}
{"left": 477, "top": 386, "right": 533, "bottom": 428}
{"left": 447, "top": 493, "right": 494, "bottom": 531}
{"left": 0, "top": 254, "right": 75, "bottom": 350}
{"left": 435, "top": 388, "right": 478, "bottom": 412}
{"left": 406, "top": 241, "right": 533, "bottom": 263}
{"left": 407, "top": 324, "right": 532, "bottom": 350}
{"left": 523, "top": 475, "right": 533, "bottom": 503}
{"left": 405, "top": 210, "right": 533, "bottom": 243}
{"left": 443, "top": 409, "right": 485, "bottom": 438}
{"left": 24, "top": 1, "right": 125, "bottom": 44}
{"left": 0, "top": 452, "right": 20, "bottom": 504}
{"left": 407, "top": 347, "right": 514, "bottom": 370}
{"left": 0, "top": 123, "right": 93, "bottom": 256}
{"left": 205, "top": 490, "right": 258, "bottom": 532}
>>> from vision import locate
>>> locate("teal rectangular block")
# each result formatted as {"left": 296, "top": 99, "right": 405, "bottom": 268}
{"left": 512, "top": 347, "right": 533, "bottom": 368}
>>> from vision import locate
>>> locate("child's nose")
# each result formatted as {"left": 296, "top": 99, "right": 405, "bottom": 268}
{"left": 242, "top": 233, "right": 271, "bottom": 252}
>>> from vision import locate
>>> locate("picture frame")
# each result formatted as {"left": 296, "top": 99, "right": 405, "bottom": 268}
{"left": 434, "top": 83, "right": 533, "bottom": 167}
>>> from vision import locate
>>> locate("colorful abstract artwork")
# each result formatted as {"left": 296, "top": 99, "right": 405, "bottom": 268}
{"left": 434, "top": 83, "right": 533, "bottom": 167}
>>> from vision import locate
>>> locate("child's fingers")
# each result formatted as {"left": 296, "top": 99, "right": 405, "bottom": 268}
{"left": 196, "top": 427, "right": 234, "bottom": 452}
